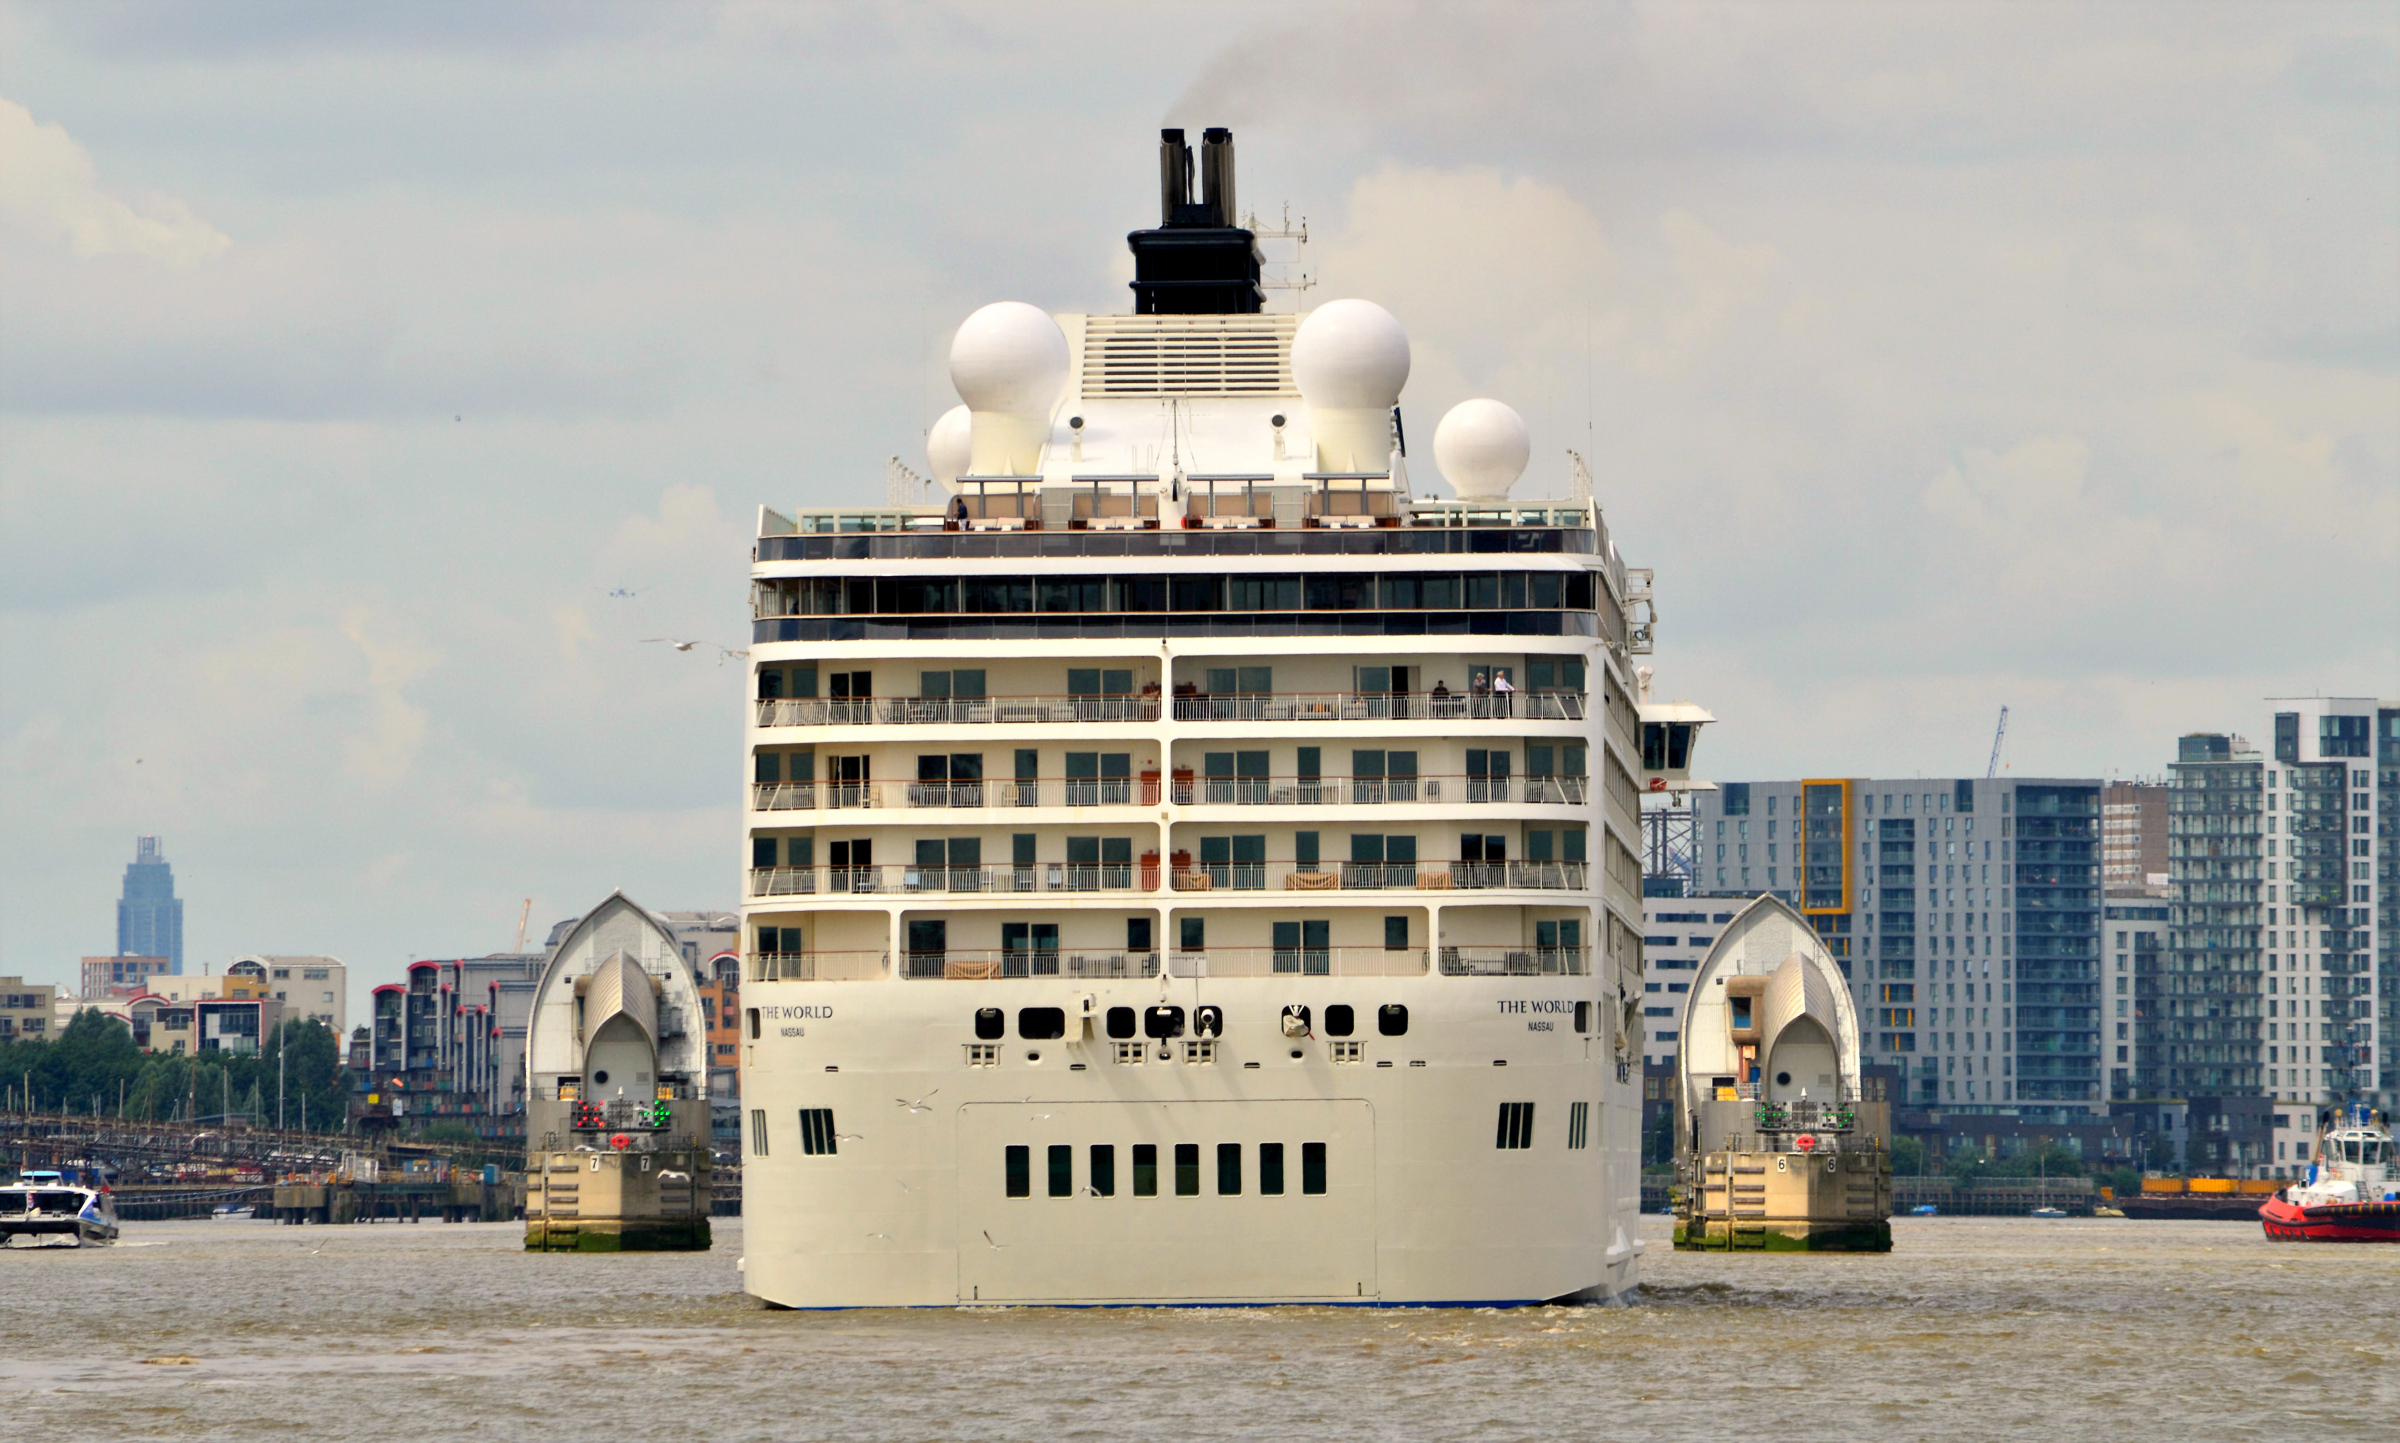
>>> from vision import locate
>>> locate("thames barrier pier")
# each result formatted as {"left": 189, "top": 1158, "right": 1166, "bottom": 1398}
{"left": 522, "top": 893, "right": 714, "bottom": 1250}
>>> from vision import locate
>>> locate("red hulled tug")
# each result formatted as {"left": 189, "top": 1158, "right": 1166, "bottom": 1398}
{"left": 2259, "top": 1103, "right": 2400, "bottom": 1243}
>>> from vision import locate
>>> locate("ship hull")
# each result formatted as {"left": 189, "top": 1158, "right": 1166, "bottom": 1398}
{"left": 738, "top": 973, "right": 1642, "bottom": 1308}
{"left": 2258, "top": 1196, "right": 2400, "bottom": 1242}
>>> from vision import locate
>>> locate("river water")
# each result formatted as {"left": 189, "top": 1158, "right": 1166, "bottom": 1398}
{"left": 5, "top": 1215, "right": 2394, "bottom": 1440}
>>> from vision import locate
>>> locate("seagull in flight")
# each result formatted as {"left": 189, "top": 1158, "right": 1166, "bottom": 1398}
{"left": 641, "top": 638, "right": 749, "bottom": 664}
{"left": 865, "top": 1231, "right": 892, "bottom": 1241}
{"left": 981, "top": 1230, "right": 1006, "bottom": 1250}
{"left": 896, "top": 1090, "right": 939, "bottom": 1113}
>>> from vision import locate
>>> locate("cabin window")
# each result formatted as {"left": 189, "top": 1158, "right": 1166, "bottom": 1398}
{"left": 746, "top": 1007, "right": 761, "bottom": 1040}
{"left": 975, "top": 1007, "right": 1005, "bottom": 1040}
{"left": 749, "top": 1109, "right": 768, "bottom": 1156}
{"left": 1106, "top": 1006, "right": 1137, "bottom": 1039}
{"left": 1145, "top": 1005, "right": 1186, "bottom": 1040}
{"left": 1378, "top": 1004, "right": 1409, "bottom": 1037}
{"left": 1496, "top": 1101, "right": 1536, "bottom": 1149}
{"left": 1018, "top": 1007, "right": 1066, "bottom": 1040}
{"left": 1174, "top": 1143, "right": 1201, "bottom": 1196}
{"left": 1730, "top": 996, "right": 1754, "bottom": 1030}
{"left": 1568, "top": 1101, "right": 1591, "bottom": 1150}
{"left": 1048, "top": 1145, "right": 1073, "bottom": 1198}
{"left": 1216, "top": 1143, "right": 1243, "bottom": 1195}
{"left": 1573, "top": 1000, "right": 1590, "bottom": 1033}
{"left": 1324, "top": 1004, "right": 1356, "bottom": 1037}
{"left": 1302, "top": 1142, "right": 1328, "bottom": 1195}
{"left": 1260, "top": 1143, "right": 1286, "bottom": 1195}
{"left": 1132, "top": 1144, "right": 1159, "bottom": 1197}
{"left": 798, "top": 1108, "right": 838, "bottom": 1156}
{"left": 1005, "top": 1145, "right": 1030, "bottom": 1198}
{"left": 1090, "top": 1145, "right": 1116, "bottom": 1196}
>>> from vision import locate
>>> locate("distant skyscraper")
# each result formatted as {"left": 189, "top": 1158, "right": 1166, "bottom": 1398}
{"left": 117, "top": 835, "right": 184, "bottom": 974}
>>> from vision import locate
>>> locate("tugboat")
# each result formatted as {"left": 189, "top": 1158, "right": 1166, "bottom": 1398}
{"left": 2259, "top": 1103, "right": 2400, "bottom": 1243}
{"left": 0, "top": 1170, "right": 120, "bottom": 1248}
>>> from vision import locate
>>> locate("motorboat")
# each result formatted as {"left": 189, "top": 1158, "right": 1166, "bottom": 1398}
{"left": 0, "top": 1171, "right": 120, "bottom": 1247}
{"left": 211, "top": 1203, "right": 257, "bottom": 1221}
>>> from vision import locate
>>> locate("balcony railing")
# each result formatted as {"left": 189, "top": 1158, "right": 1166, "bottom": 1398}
{"left": 754, "top": 690, "right": 1587, "bottom": 728}
{"left": 1436, "top": 946, "right": 1589, "bottom": 977}
{"left": 902, "top": 950, "right": 1162, "bottom": 981}
{"left": 758, "top": 695, "right": 1161, "bottom": 728}
{"left": 747, "top": 860, "right": 1590, "bottom": 899}
{"left": 745, "top": 950, "right": 888, "bottom": 982}
{"left": 751, "top": 775, "right": 1590, "bottom": 813}
{"left": 1165, "top": 947, "right": 1431, "bottom": 978}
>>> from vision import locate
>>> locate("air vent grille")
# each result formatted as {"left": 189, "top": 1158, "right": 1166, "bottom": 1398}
{"left": 1082, "top": 314, "right": 1296, "bottom": 398}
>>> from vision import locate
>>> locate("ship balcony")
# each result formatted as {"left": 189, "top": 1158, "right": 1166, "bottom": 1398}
{"left": 889, "top": 946, "right": 1429, "bottom": 981}
{"left": 752, "top": 688, "right": 1587, "bottom": 730}
{"left": 745, "top": 860, "right": 1588, "bottom": 898}
{"left": 748, "top": 775, "right": 1589, "bottom": 815}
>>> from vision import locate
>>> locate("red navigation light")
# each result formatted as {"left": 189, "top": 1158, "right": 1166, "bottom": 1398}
{"left": 1795, "top": 1133, "right": 1817, "bottom": 1153}
{"left": 610, "top": 1134, "right": 631, "bottom": 1151}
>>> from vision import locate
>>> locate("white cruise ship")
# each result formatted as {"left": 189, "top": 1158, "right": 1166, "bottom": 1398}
{"left": 736, "top": 128, "right": 1702, "bottom": 1307}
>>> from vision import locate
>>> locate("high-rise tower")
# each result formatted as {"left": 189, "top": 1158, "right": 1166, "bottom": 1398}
{"left": 117, "top": 835, "right": 185, "bottom": 974}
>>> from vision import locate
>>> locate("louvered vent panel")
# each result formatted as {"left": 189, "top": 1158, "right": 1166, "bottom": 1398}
{"left": 1082, "top": 315, "right": 1296, "bottom": 398}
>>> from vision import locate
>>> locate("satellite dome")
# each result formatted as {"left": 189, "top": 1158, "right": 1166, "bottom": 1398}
{"left": 949, "top": 302, "right": 1069, "bottom": 414}
{"left": 1292, "top": 299, "right": 1410, "bottom": 409}
{"left": 926, "top": 405, "right": 973, "bottom": 489}
{"left": 1433, "top": 399, "right": 1530, "bottom": 500}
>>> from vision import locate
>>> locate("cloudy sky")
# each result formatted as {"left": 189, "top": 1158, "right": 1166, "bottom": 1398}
{"left": 2, "top": 1, "right": 2393, "bottom": 993}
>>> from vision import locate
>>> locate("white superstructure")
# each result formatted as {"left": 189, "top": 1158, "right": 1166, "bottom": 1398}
{"left": 734, "top": 129, "right": 1691, "bottom": 1307}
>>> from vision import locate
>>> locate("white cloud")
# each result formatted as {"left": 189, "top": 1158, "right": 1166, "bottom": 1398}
{"left": 0, "top": 95, "right": 229, "bottom": 264}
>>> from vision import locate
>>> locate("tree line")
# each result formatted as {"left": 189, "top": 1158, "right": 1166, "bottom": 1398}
{"left": 1, "top": 1008, "right": 353, "bottom": 1132}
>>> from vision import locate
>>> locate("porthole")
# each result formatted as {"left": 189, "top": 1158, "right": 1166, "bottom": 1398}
{"left": 1144, "top": 1005, "right": 1186, "bottom": 1040}
{"left": 1324, "top": 1004, "right": 1355, "bottom": 1037}
{"left": 593, "top": 1069, "right": 611, "bottom": 1086}
{"left": 975, "top": 1008, "right": 1005, "bottom": 1041}
{"left": 1775, "top": 1071, "right": 1792, "bottom": 1087}
{"left": 1106, "top": 1006, "right": 1137, "bottom": 1040}
{"left": 1378, "top": 1004, "right": 1409, "bottom": 1037}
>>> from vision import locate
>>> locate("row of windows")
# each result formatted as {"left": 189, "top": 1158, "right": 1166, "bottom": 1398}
{"left": 969, "top": 1002, "right": 1415, "bottom": 1042}
{"left": 1005, "top": 1142, "right": 1328, "bottom": 1198}
{"left": 755, "top": 571, "right": 1599, "bottom": 619}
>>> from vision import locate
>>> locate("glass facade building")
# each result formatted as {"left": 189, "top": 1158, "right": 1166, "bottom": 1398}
{"left": 116, "top": 835, "right": 184, "bottom": 975}
{"left": 1690, "top": 776, "right": 2104, "bottom": 1123}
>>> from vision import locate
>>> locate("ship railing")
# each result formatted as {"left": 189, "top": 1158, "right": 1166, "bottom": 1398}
{"left": 754, "top": 689, "right": 1588, "bottom": 729}
{"left": 902, "top": 950, "right": 1163, "bottom": 981}
{"left": 1165, "top": 947, "right": 1431, "bottom": 978}
{"left": 743, "top": 950, "right": 888, "bottom": 982}
{"left": 1170, "top": 690, "right": 1587, "bottom": 724}
{"left": 757, "top": 695, "right": 1162, "bottom": 728}
{"left": 1437, "top": 946, "right": 1588, "bottom": 977}
{"left": 748, "top": 861, "right": 1587, "bottom": 899}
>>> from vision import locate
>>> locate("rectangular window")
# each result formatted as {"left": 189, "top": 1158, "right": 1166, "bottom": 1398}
{"left": 1132, "top": 1143, "right": 1158, "bottom": 1197}
{"left": 1568, "top": 1100, "right": 1590, "bottom": 1150}
{"left": 1496, "top": 1101, "right": 1536, "bottom": 1149}
{"left": 1260, "top": 1142, "right": 1285, "bottom": 1195}
{"left": 750, "top": 1109, "right": 768, "bottom": 1156}
{"left": 1384, "top": 915, "right": 1409, "bottom": 950}
{"left": 1048, "top": 1144, "right": 1073, "bottom": 1198}
{"left": 1174, "top": 1142, "right": 1201, "bottom": 1196}
{"left": 799, "top": 1108, "right": 838, "bottom": 1155}
{"left": 1005, "top": 1144, "right": 1030, "bottom": 1198}
{"left": 1217, "top": 1142, "right": 1242, "bottom": 1195}
{"left": 1302, "top": 1142, "right": 1328, "bottom": 1195}
{"left": 1090, "top": 1145, "right": 1116, "bottom": 1197}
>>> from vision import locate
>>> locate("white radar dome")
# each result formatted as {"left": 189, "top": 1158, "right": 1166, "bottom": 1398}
{"left": 1433, "top": 398, "right": 1530, "bottom": 501}
{"left": 926, "top": 405, "right": 973, "bottom": 490}
{"left": 1291, "top": 299, "right": 1410, "bottom": 409}
{"left": 949, "top": 301, "right": 1069, "bottom": 414}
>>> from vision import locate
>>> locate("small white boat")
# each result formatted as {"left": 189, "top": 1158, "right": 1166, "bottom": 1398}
{"left": 1, "top": 1172, "right": 120, "bottom": 1247}
{"left": 2030, "top": 1207, "right": 2068, "bottom": 1219}
{"left": 211, "top": 1203, "right": 257, "bottom": 1221}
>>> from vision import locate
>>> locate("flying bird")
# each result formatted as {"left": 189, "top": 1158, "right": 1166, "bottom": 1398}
{"left": 640, "top": 638, "right": 748, "bottom": 665}
{"left": 864, "top": 1231, "right": 892, "bottom": 1241}
{"left": 642, "top": 638, "right": 705, "bottom": 652}
{"left": 981, "top": 1230, "right": 1006, "bottom": 1250}
{"left": 896, "top": 1090, "right": 939, "bottom": 1113}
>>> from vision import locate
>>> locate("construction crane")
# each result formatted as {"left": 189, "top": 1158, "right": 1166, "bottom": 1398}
{"left": 1986, "top": 706, "right": 2010, "bottom": 779}
{"left": 513, "top": 898, "right": 533, "bottom": 955}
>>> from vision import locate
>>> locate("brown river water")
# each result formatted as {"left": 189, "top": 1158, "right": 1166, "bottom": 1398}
{"left": 4, "top": 1215, "right": 2395, "bottom": 1441}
